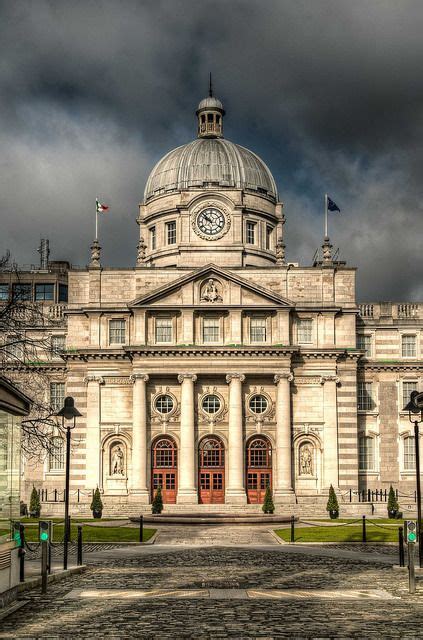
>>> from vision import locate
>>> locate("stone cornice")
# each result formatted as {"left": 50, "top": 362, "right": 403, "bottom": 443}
{"left": 359, "top": 361, "right": 423, "bottom": 372}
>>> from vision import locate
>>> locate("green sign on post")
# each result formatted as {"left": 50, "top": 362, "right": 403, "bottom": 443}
{"left": 406, "top": 520, "right": 417, "bottom": 543}
{"left": 13, "top": 522, "right": 21, "bottom": 546}
{"left": 39, "top": 521, "right": 49, "bottom": 542}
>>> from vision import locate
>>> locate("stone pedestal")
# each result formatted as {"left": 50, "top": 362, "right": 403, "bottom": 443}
{"left": 225, "top": 373, "right": 247, "bottom": 504}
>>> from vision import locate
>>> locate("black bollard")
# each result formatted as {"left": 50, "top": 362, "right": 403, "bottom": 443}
{"left": 139, "top": 515, "right": 144, "bottom": 543}
{"left": 290, "top": 515, "right": 295, "bottom": 543}
{"left": 362, "top": 515, "right": 367, "bottom": 543}
{"left": 77, "top": 525, "right": 83, "bottom": 566}
{"left": 399, "top": 527, "right": 405, "bottom": 567}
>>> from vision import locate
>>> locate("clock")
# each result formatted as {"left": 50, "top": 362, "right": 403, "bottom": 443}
{"left": 191, "top": 202, "right": 231, "bottom": 240}
{"left": 197, "top": 207, "right": 225, "bottom": 236}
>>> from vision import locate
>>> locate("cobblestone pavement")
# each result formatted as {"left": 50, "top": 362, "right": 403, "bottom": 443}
{"left": 155, "top": 524, "right": 277, "bottom": 545}
{"left": 2, "top": 538, "right": 423, "bottom": 639}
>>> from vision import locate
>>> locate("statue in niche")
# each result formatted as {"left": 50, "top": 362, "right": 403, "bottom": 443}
{"left": 111, "top": 445, "right": 125, "bottom": 475}
{"left": 299, "top": 444, "right": 313, "bottom": 476}
{"left": 201, "top": 278, "right": 222, "bottom": 303}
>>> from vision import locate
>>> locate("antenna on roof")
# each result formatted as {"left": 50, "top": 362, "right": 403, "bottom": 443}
{"left": 209, "top": 72, "right": 213, "bottom": 97}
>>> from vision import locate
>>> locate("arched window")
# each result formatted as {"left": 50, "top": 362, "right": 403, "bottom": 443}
{"left": 49, "top": 437, "right": 64, "bottom": 471}
{"left": 199, "top": 437, "right": 224, "bottom": 467}
{"left": 359, "top": 436, "right": 375, "bottom": 472}
{"left": 153, "top": 437, "right": 177, "bottom": 468}
{"left": 246, "top": 436, "right": 272, "bottom": 504}
{"left": 247, "top": 437, "right": 272, "bottom": 468}
{"left": 404, "top": 436, "right": 416, "bottom": 471}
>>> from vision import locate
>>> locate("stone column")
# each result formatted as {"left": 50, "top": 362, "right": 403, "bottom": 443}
{"left": 84, "top": 376, "right": 104, "bottom": 490}
{"left": 177, "top": 374, "right": 198, "bottom": 503}
{"left": 225, "top": 373, "right": 247, "bottom": 504}
{"left": 274, "top": 372, "right": 294, "bottom": 497}
{"left": 322, "top": 375, "right": 339, "bottom": 488}
{"left": 130, "top": 373, "right": 149, "bottom": 503}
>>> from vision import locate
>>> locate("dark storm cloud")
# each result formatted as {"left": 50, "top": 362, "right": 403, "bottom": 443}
{"left": 0, "top": 0, "right": 422, "bottom": 300}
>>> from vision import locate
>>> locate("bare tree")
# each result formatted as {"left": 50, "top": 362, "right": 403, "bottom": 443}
{"left": 0, "top": 253, "right": 67, "bottom": 460}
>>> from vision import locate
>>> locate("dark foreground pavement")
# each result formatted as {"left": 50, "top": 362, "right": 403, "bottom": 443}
{"left": 1, "top": 537, "right": 422, "bottom": 638}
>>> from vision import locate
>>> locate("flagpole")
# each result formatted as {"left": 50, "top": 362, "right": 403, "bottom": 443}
{"left": 95, "top": 199, "right": 98, "bottom": 241}
{"left": 324, "top": 193, "right": 328, "bottom": 238}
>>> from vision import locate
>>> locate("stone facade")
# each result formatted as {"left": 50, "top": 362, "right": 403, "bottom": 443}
{"left": 1, "top": 93, "right": 422, "bottom": 513}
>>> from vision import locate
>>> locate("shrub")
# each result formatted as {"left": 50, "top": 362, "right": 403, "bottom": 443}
{"left": 262, "top": 484, "right": 275, "bottom": 514}
{"left": 90, "top": 487, "right": 103, "bottom": 518}
{"left": 152, "top": 486, "right": 164, "bottom": 514}
{"left": 326, "top": 484, "right": 339, "bottom": 519}
{"left": 29, "top": 486, "right": 41, "bottom": 518}
{"left": 387, "top": 485, "right": 399, "bottom": 518}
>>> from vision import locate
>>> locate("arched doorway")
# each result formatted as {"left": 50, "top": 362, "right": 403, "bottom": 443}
{"left": 151, "top": 436, "right": 177, "bottom": 504}
{"left": 246, "top": 436, "right": 272, "bottom": 504}
{"left": 198, "top": 436, "right": 225, "bottom": 504}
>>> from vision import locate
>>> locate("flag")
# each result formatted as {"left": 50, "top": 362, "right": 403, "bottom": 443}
{"left": 327, "top": 196, "right": 340, "bottom": 212}
{"left": 96, "top": 198, "right": 109, "bottom": 213}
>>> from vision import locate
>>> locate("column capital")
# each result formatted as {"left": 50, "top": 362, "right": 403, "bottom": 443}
{"left": 274, "top": 372, "right": 294, "bottom": 384}
{"left": 84, "top": 375, "right": 104, "bottom": 385}
{"left": 226, "top": 373, "right": 245, "bottom": 384}
{"left": 177, "top": 373, "right": 198, "bottom": 384}
{"left": 130, "top": 373, "right": 150, "bottom": 383}
{"left": 320, "top": 375, "right": 340, "bottom": 385}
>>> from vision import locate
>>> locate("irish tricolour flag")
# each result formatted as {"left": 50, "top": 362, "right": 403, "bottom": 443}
{"left": 96, "top": 198, "right": 109, "bottom": 213}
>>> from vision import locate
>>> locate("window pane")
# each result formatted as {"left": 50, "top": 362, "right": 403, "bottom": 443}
{"left": 246, "top": 222, "right": 256, "bottom": 244}
{"left": 250, "top": 318, "right": 266, "bottom": 342}
{"left": 357, "top": 334, "right": 372, "bottom": 357}
{"left": 266, "top": 226, "right": 272, "bottom": 250}
{"left": 109, "top": 319, "right": 125, "bottom": 344}
{"left": 402, "top": 335, "right": 416, "bottom": 358}
{"left": 155, "top": 394, "right": 174, "bottom": 414}
{"left": 403, "top": 381, "right": 418, "bottom": 410}
{"left": 298, "top": 319, "right": 312, "bottom": 343}
{"left": 203, "top": 318, "right": 220, "bottom": 343}
{"left": 249, "top": 395, "right": 268, "bottom": 415}
{"left": 167, "top": 221, "right": 176, "bottom": 245}
{"left": 150, "top": 227, "right": 156, "bottom": 250}
{"left": 58, "top": 284, "right": 68, "bottom": 302}
{"left": 35, "top": 284, "right": 54, "bottom": 301}
{"left": 51, "top": 335, "right": 66, "bottom": 354}
{"left": 202, "top": 395, "right": 221, "bottom": 414}
{"left": 359, "top": 436, "right": 375, "bottom": 471}
{"left": 49, "top": 437, "right": 64, "bottom": 471}
{"left": 404, "top": 437, "right": 416, "bottom": 470}
{"left": 12, "top": 283, "right": 32, "bottom": 301}
{"left": 50, "top": 383, "right": 65, "bottom": 413}
{"left": 357, "top": 382, "right": 374, "bottom": 411}
{"left": 155, "top": 318, "right": 172, "bottom": 343}
{"left": 0, "top": 284, "right": 9, "bottom": 301}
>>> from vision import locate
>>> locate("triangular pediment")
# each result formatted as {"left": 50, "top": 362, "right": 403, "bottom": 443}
{"left": 130, "top": 264, "right": 294, "bottom": 308}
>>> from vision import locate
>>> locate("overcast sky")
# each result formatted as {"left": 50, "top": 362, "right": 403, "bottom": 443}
{"left": 1, "top": 0, "right": 422, "bottom": 301}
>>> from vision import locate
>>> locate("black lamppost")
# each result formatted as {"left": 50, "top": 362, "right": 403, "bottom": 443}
{"left": 56, "top": 396, "right": 81, "bottom": 570}
{"left": 403, "top": 391, "right": 423, "bottom": 568}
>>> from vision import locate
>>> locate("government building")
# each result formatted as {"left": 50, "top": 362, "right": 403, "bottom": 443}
{"left": 2, "top": 91, "right": 422, "bottom": 514}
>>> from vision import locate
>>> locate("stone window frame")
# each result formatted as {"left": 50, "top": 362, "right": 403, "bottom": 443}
{"left": 248, "top": 315, "right": 269, "bottom": 344}
{"left": 356, "top": 333, "right": 373, "bottom": 358}
{"left": 357, "top": 380, "right": 377, "bottom": 413}
{"left": 50, "top": 381, "right": 65, "bottom": 413}
{"left": 199, "top": 391, "right": 225, "bottom": 419}
{"left": 246, "top": 391, "right": 272, "bottom": 419}
{"left": 400, "top": 433, "right": 417, "bottom": 474}
{"left": 246, "top": 220, "right": 256, "bottom": 245}
{"left": 166, "top": 220, "right": 177, "bottom": 245}
{"left": 108, "top": 318, "right": 126, "bottom": 346}
{"left": 297, "top": 317, "right": 313, "bottom": 345}
{"left": 154, "top": 316, "right": 174, "bottom": 344}
{"left": 152, "top": 391, "right": 178, "bottom": 420}
{"left": 47, "top": 435, "right": 65, "bottom": 474}
{"left": 400, "top": 379, "right": 419, "bottom": 413}
{"left": 265, "top": 224, "right": 274, "bottom": 251}
{"left": 400, "top": 332, "right": 418, "bottom": 359}
{"left": 358, "top": 433, "right": 378, "bottom": 473}
{"left": 150, "top": 225, "right": 157, "bottom": 251}
{"left": 201, "top": 314, "right": 223, "bottom": 345}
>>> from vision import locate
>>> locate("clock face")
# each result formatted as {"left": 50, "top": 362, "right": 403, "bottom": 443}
{"left": 196, "top": 208, "right": 226, "bottom": 236}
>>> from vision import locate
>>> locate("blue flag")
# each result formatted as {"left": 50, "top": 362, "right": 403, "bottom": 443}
{"left": 327, "top": 196, "right": 340, "bottom": 212}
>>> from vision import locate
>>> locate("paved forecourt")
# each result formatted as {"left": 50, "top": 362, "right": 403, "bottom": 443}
{"left": 1, "top": 526, "right": 423, "bottom": 638}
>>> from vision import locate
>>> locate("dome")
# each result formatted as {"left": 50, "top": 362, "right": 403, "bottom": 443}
{"left": 144, "top": 137, "right": 278, "bottom": 202}
{"left": 197, "top": 96, "right": 224, "bottom": 111}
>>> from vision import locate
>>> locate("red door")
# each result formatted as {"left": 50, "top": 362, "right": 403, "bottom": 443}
{"left": 246, "top": 437, "right": 272, "bottom": 504}
{"left": 151, "top": 437, "right": 177, "bottom": 504}
{"left": 198, "top": 437, "right": 225, "bottom": 504}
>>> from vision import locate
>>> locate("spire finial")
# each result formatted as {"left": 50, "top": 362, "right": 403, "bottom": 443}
{"left": 209, "top": 72, "right": 213, "bottom": 97}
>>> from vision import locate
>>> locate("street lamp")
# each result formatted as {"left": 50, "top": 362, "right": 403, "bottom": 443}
{"left": 56, "top": 396, "right": 81, "bottom": 570}
{"left": 403, "top": 390, "right": 423, "bottom": 568}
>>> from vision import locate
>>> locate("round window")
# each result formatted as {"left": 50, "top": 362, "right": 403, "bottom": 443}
{"left": 249, "top": 394, "right": 268, "bottom": 415}
{"left": 155, "top": 394, "right": 174, "bottom": 415}
{"left": 202, "top": 394, "right": 221, "bottom": 415}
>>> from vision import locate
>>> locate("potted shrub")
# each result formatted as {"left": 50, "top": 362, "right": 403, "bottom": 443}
{"left": 29, "top": 486, "right": 41, "bottom": 518}
{"left": 387, "top": 485, "right": 399, "bottom": 519}
{"left": 90, "top": 487, "right": 103, "bottom": 519}
{"left": 152, "top": 486, "right": 163, "bottom": 514}
{"left": 326, "top": 484, "right": 339, "bottom": 519}
{"left": 262, "top": 484, "right": 275, "bottom": 514}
